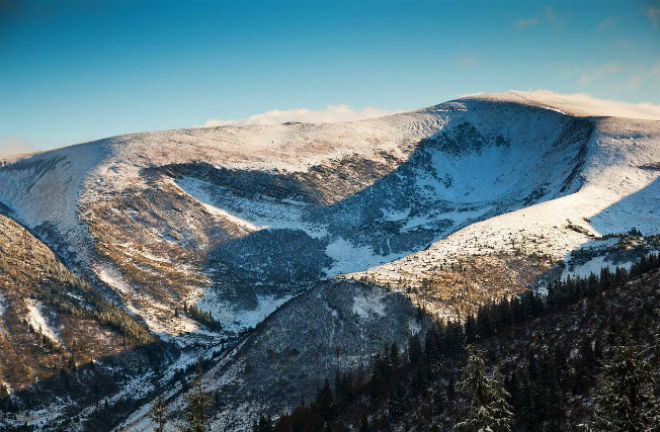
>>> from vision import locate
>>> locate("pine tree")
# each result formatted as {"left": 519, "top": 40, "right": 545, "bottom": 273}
{"left": 149, "top": 382, "right": 168, "bottom": 432}
{"left": 179, "top": 360, "right": 213, "bottom": 432}
{"left": 585, "top": 342, "right": 660, "bottom": 432}
{"left": 453, "top": 347, "right": 513, "bottom": 432}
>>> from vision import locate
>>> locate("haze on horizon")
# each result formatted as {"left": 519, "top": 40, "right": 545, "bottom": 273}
{"left": 1, "top": 0, "right": 659, "bottom": 154}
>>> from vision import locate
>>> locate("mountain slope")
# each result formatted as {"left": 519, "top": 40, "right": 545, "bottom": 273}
{"left": 120, "top": 279, "right": 427, "bottom": 432}
{"left": 0, "top": 91, "right": 657, "bottom": 431}
{"left": 0, "top": 210, "right": 165, "bottom": 431}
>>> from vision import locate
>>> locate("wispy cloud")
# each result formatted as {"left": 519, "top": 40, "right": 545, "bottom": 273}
{"left": 516, "top": 90, "right": 660, "bottom": 119}
{"left": 0, "top": 135, "right": 40, "bottom": 156}
{"left": 596, "top": 17, "right": 617, "bottom": 31}
{"left": 626, "top": 63, "right": 660, "bottom": 89}
{"left": 515, "top": 5, "right": 568, "bottom": 29}
{"left": 197, "top": 105, "right": 403, "bottom": 128}
{"left": 579, "top": 62, "right": 621, "bottom": 84}
{"left": 646, "top": 7, "right": 660, "bottom": 27}
{"left": 545, "top": 6, "right": 557, "bottom": 20}
{"left": 514, "top": 16, "right": 538, "bottom": 29}
{"left": 455, "top": 53, "right": 478, "bottom": 69}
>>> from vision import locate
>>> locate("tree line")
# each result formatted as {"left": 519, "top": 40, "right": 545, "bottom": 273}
{"left": 255, "top": 253, "right": 660, "bottom": 432}
{"left": 139, "top": 252, "right": 660, "bottom": 431}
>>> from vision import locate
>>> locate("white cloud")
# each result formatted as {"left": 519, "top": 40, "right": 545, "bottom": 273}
{"left": 579, "top": 62, "right": 621, "bottom": 84}
{"left": 0, "top": 135, "right": 40, "bottom": 157}
{"left": 197, "top": 104, "right": 403, "bottom": 128}
{"left": 455, "top": 53, "right": 478, "bottom": 69}
{"left": 626, "top": 63, "right": 660, "bottom": 89}
{"left": 514, "top": 6, "right": 567, "bottom": 29}
{"left": 646, "top": 7, "right": 660, "bottom": 27}
{"left": 596, "top": 17, "right": 616, "bottom": 31}
{"left": 509, "top": 89, "right": 660, "bottom": 120}
{"left": 545, "top": 6, "right": 557, "bottom": 21}
{"left": 514, "top": 16, "right": 539, "bottom": 29}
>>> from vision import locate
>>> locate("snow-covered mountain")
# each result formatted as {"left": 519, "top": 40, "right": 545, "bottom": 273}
{"left": 0, "top": 91, "right": 658, "bottom": 431}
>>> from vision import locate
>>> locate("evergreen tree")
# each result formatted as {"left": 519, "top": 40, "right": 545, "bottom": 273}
{"left": 408, "top": 333, "right": 423, "bottom": 368}
{"left": 314, "top": 378, "right": 333, "bottom": 419}
{"left": 464, "top": 315, "right": 478, "bottom": 343}
{"left": 585, "top": 343, "right": 660, "bottom": 432}
{"left": 149, "top": 382, "right": 168, "bottom": 432}
{"left": 389, "top": 342, "right": 400, "bottom": 369}
{"left": 179, "top": 360, "right": 213, "bottom": 432}
{"left": 453, "top": 347, "right": 513, "bottom": 432}
{"left": 252, "top": 414, "right": 273, "bottom": 432}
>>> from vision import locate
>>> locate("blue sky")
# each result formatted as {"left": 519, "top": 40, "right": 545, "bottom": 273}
{"left": 1, "top": 0, "right": 659, "bottom": 152}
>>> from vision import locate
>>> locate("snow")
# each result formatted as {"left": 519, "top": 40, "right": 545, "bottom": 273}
{"left": 348, "top": 113, "right": 659, "bottom": 289}
{"left": 0, "top": 292, "right": 7, "bottom": 316}
{"left": 25, "top": 299, "right": 60, "bottom": 343}
{"left": 0, "top": 91, "right": 657, "bottom": 408}
{"left": 352, "top": 173, "right": 658, "bottom": 289}
{"left": 0, "top": 142, "right": 107, "bottom": 266}
{"left": 325, "top": 237, "right": 406, "bottom": 276}
{"left": 175, "top": 177, "right": 260, "bottom": 232}
{"left": 462, "top": 90, "right": 660, "bottom": 120}
{"left": 197, "top": 292, "right": 291, "bottom": 333}
{"left": 560, "top": 249, "right": 658, "bottom": 281}
{"left": 96, "top": 264, "right": 134, "bottom": 296}
{"left": 1, "top": 90, "right": 658, "bottom": 432}
{"left": 351, "top": 291, "right": 386, "bottom": 319}
{"left": 175, "top": 176, "right": 327, "bottom": 238}
{"left": 96, "top": 263, "right": 202, "bottom": 338}
{"left": 561, "top": 255, "right": 614, "bottom": 281}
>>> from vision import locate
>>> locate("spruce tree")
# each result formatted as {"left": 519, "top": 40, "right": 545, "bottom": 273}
{"left": 149, "top": 382, "right": 168, "bottom": 432}
{"left": 453, "top": 347, "right": 513, "bottom": 432}
{"left": 585, "top": 343, "right": 660, "bottom": 432}
{"left": 314, "top": 378, "right": 333, "bottom": 419}
{"left": 179, "top": 360, "right": 213, "bottom": 432}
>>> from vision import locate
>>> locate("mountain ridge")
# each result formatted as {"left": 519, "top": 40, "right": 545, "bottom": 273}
{"left": 0, "top": 91, "right": 658, "bottom": 431}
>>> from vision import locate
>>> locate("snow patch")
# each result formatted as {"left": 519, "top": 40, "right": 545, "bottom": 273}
{"left": 25, "top": 300, "right": 59, "bottom": 343}
{"left": 0, "top": 292, "right": 7, "bottom": 316}
{"left": 96, "top": 264, "right": 134, "bottom": 296}
{"left": 196, "top": 291, "right": 291, "bottom": 333}
{"left": 352, "top": 291, "right": 386, "bottom": 319}
{"left": 325, "top": 237, "right": 404, "bottom": 276}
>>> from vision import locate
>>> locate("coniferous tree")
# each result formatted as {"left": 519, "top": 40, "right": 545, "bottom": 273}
{"left": 408, "top": 333, "right": 423, "bottom": 368}
{"left": 464, "top": 315, "right": 478, "bottom": 343}
{"left": 253, "top": 414, "right": 273, "bottom": 432}
{"left": 149, "top": 382, "right": 168, "bottom": 432}
{"left": 314, "top": 378, "right": 333, "bottom": 419}
{"left": 179, "top": 360, "right": 213, "bottom": 432}
{"left": 585, "top": 342, "right": 660, "bottom": 432}
{"left": 389, "top": 342, "right": 400, "bottom": 369}
{"left": 453, "top": 347, "right": 513, "bottom": 432}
